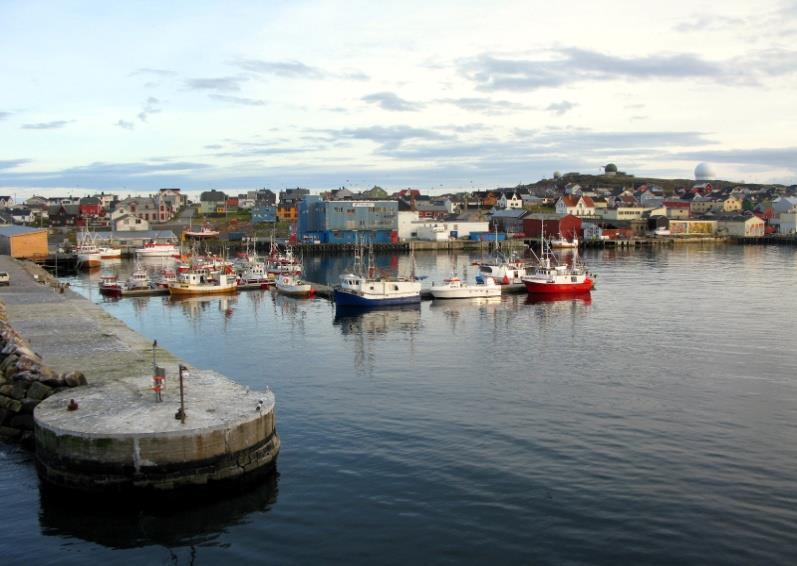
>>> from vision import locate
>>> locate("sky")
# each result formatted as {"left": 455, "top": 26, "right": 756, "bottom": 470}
{"left": 1, "top": 0, "right": 796, "bottom": 200}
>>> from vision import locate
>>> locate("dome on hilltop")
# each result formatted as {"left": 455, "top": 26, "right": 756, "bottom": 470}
{"left": 695, "top": 162, "right": 717, "bottom": 181}
{"left": 604, "top": 163, "right": 618, "bottom": 173}
{"left": 553, "top": 171, "right": 562, "bottom": 179}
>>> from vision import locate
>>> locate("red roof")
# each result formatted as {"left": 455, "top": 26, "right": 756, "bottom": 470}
{"left": 561, "top": 196, "right": 594, "bottom": 207}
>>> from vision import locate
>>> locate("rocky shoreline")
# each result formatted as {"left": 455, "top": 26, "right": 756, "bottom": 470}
{"left": 0, "top": 300, "right": 86, "bottom": 446}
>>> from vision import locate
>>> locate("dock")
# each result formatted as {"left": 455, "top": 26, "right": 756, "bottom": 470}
{"left": 0, "top": 256, "right": 279, "bottom": 496}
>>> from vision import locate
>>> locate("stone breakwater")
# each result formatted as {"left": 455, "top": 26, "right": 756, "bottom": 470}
{"left": 0, "top": 300, "right": 86, "bottom": 445}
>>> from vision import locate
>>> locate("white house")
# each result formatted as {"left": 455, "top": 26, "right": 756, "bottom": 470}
{"left": 599, "top": 206, "right": 648, "bottom": 221}
{"left": 555, "top": 195, "right": 596, "bottom": 217}
{"left": 113, "top": 214, "right": 150, "bottom": 231}
{"left": 499, "top": 192, "right": 523, "bottom": 210}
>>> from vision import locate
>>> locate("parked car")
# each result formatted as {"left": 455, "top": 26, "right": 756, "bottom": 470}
{"left": 0, "top": 272, "right": 9, "bottom": 286}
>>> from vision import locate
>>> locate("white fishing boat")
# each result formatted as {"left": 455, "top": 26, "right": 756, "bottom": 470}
{"left": 275, "top": 274, "right": 315, "bottom": 298}
{"left": 334, "top": 241, "right": 421, "bottom": 307}
{"left": 477, "top": 250, "right": 528, "bottom": 284}
{"left": 522, "top": 230, "right": 593, "bottom": 295}
{"left": 549, "top": 234, "right": 579, "bottom": 248}
{"left": 429, "top": 276, "right": 501, "bottom": 299}
{"left": 99, "top": 246, "right": 122, "bottom": 259}
{"left": 236, "top": 261, "right": 273, "bottom": 289}
{"left": 135, "top": 241, "right": 181, "bottom": 258}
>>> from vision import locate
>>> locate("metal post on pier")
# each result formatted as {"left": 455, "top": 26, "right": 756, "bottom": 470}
{"left": 175, "top": 364, "right": 188, "bottom": 423}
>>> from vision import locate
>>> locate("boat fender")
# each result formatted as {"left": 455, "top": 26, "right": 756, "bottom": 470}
{"left": 502, "top": 275, "right": 510, "bottom": 285}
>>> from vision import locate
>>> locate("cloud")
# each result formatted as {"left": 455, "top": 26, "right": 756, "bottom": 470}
{"left": 362, "top": 92, "right": 422, "bottom": 112}
{"left": 138, "top": 96, "right": 161, "bottom": 122}
{"left": 328, "top": 125, "right": 451, "bottom": 150}
{"left": 460, "top": 48, "right": 734, "bottom": 91}
{"left": 671, "top": 147, "right": 797, "bottom": 169}
{"left": 208, "top": 94, "right": 266, "bottom": 106}
{"left": 204, "top": 144, "right": 223, "bottom": 150}
{"left": 673, "top": 15, "right": 745, "bottom": 33}
{"left": 116, "top": 119, "right": 135, "bottom": 130}
{"left": 0, "top": 159, "right": 30, "bottom": 170}
{"left": 0, "top": 112, "right": 10, "bottom": 121}
{"left": 438, "top": 97, "right": 530, "bottom": 115}
{"left": 236, "top": 59, "right": 324, "bottom": 79}
{"left": 546, "top": 100, "right": 576, "bottom": 115}
{"left": 184, "top": 76, "right": 246, "bottom": 92}
{"left": 21, "top": 120, "right": 72, "bottom": 130}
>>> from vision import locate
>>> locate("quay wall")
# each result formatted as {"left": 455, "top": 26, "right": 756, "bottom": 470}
{"left": 0, "top": 255, "right": 279, "bottom": 496}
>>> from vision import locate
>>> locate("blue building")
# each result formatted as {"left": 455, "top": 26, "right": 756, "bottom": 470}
{"left": 298, "top": 198, "right": 398, "bottom": 243}
{"left": 252, "top": 204, "right": 277, "bottom": 224}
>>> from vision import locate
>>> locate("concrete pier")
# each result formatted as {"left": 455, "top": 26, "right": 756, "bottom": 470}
{"left": 34, "top": 372, "right": 279, "bottom": 494}
{"left": 0, "top": 256, "right": 279, "bottom": 495}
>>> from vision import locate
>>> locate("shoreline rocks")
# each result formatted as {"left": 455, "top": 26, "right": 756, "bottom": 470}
{"left": 0, "top": 300, "right": 86, "bottom": 446}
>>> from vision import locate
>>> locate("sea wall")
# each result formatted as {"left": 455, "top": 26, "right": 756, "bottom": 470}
{"left": 0, "top": 300, "right": 86, "bottom": 445}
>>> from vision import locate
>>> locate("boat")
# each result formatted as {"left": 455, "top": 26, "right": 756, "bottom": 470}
{"left": 275, "top": 274, "right": 315, "bottom": 298}
{"left": 135, "top": 241, "right": 181, "bottom": 258}
{"left": 477, "top": 250, "right": 528, "bottom": 284}
{"left": 76, "top": 245, "right": 101, "bottom": 268}
{"left": 99, "top": 247, "right": 122, "bottom": 259}
{"left": 334, "top": 241, "right": 421, "bottom": 307}
{"left": 266, "top": 243, "right": 302, "bottom": 276}
{"left": 236, "top": 260, "right": 274, "bottom": 290}
{"left": 99, "top": 266, "right": 170, "bottom": 297}
{"left": 168, "top": 269, "right": 238, "bottom": 296}
{"left": 183, "top": 224, "right": 220, "bottom": 239}
{"left": 522, "top": 232, "right": 593, "bottom": 294}
{"left": 429, "top": 276, "right": 501, "bottom": 299}
{"left": 549, "top": 234, "right": 579, "bottom": 248}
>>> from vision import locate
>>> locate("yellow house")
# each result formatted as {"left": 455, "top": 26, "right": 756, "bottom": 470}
{"left": 723, "top": 196, "right": 743, "bottom": 213}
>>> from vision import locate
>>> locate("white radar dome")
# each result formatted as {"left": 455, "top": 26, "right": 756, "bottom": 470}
{"left": 695, "top": 162, "right": 716, "bottom": 181}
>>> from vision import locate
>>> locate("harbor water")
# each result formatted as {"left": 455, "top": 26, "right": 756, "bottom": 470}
{"left": 2, "top": 244, "right": 797, "bottom": 564}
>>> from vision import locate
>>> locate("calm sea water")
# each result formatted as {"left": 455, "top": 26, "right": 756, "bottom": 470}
{"left": 2, "top": 245, "right": 797, "bottom": 565}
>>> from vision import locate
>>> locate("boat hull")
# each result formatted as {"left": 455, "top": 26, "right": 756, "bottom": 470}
{"left": 430, "top": 286, "right": 501, "bottom": 299}
{"left": 334, "top": 288, "right": 421, "bottom": 307}
{"left": 276, "top": 286, "right": 315, "bottom": 298}
{"left": 168, "top": 284, "right": 238, "bottom": 297}
{"left": 523, "top": 277, "right": 593, "bottom": 294}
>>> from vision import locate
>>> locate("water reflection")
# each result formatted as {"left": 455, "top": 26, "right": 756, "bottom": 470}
{"left": 170, "top": 294, "right": 238, "bottom": 321}
{"left": 38, "top": 472, "right": 278, "bottom": 549}
{"left": 334, "top": 305, "right": 422, "bottom": 376}
{"left": 429, "top": 296, "right": 503, "bottom": 333}
{"left": 524, "top": 292, "right": 592, "bottom": 306}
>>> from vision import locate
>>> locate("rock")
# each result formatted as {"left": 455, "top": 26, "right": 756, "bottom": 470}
{"left": 15, "top": 356, "right": 39, "bottom": 372}
{"left": 0, "top": 395, "right": 22, "bottom": 413}
{"left": 0, "top": 426, "right": 21, "bottom": 440}
{"left": 20, "top": 398, "right": 39, "bottom": 414}
{"left": 1, "top": 343, "right": 16, "bottom": 355}
{"left": 0, "top": 407, "right": 8, "bottom": 425}
{"left": 37, "top": 365, "right": 58, "bottom": 381}
{"left": 14, "top": 346, "right": 41, "bottom": 362}
{"left": 0, "top": 384, "right": 12, "bottom": 397}
{"left": 9, "top": 414, "right": 34, "bottom": 431}
{"left": 12, "top": 371, "right": 35, "bottom": 384}
{"left": 0, "top": 354, "right": 18, "bottom": 374}
{"left": 10, "top": 381, "right": 28, "bottom": 400}
{"left": 27, "top": 381, "right": 53, "bottom": 401}
{"left": 64, "top": 371, "right": 87, "bottom": 387}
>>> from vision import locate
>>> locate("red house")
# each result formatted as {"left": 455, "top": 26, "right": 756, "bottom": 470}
{"left": 522, "top": 214, "right": 582, "bottom": 240}
{"left": 79, "top": 197, "right": 104, "bottom": 219}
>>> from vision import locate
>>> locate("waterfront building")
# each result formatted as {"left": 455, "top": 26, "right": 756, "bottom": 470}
{"left": 717, "top": 215, "right": 765, "bottom": 237}
{"left": 298, "top": 197, "right": 398, "bottom": 243}
{"left": 522, "top": 214, "right": 582, "bottom": 240}
{"left": 669, "top": 219, "right": 718, "bottom": 236}
{"left": 102, "top": 229, "right": 178, "bottom": 248}
{"left": 396, "top": 205, "right": 420, "bottom": 240}
{"left": 490, "top": 209, "right": 528, "bottom": 233}
{"left": 112, "top": 197, "right": 162, "bottom": 223}
{"left": 0, "top": 225, "right": 48, "bottom": 258}
{"left": 777, "top": 210, "right": 797, "bottom": 234}
{"left": 722, "top": 196, "right": 744, "bottom": 213}
{"left": 411, "top": 218, "right": 489, "bottom": 241}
